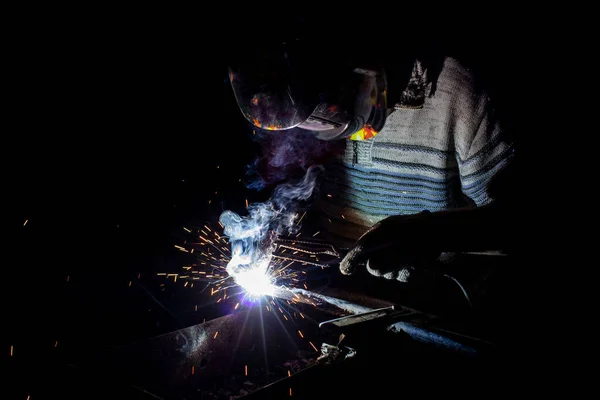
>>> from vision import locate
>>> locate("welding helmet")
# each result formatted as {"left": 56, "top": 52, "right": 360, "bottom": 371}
{"left": 228, "top": 39, "right": 388, "bottom": 141}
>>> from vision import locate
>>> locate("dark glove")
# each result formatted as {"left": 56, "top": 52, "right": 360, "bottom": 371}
{"left": 339, "top": 211, "right": 443, "bottom": 282}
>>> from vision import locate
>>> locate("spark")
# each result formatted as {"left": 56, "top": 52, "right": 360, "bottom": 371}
{"left": 213, "top": 331, "right": 219, "bottom": 339}
{"left": 55, "top": 341, "right": 58, "bottom": 348}
{"left": 288, "top": 370, "right": 291, "bottom": 377}
{"left": 290, "top": 388, "right": 293, "bottom": 396}
{"left": 192, "top": 365, "right": 195, "bottom": 375}
{"left": 10, "top": 345, "right": 13, "bottom": 356}
{"left": 23, "top": 219, "right": 28, "bottom": 226}
{"left": 309, "top": 341, "right": 318, "bottom": 352}
{"left": 298, "top": 330, "right": 304, "bottom": 338}
{"left": 66, "top": 276, "right": 70, "bottom": 282}
{"left": 296, "top": 211, "right": 306, "bottom": 225}
{"left": 234, "top": 302, "right": 240, "bottom": 310}
{"left": 128, "top": 281, "right": 132, "bottom": 287}
{"left": 183, "top": 227, "right": 192, "bottom": 233}
{"left": 175, "top": 245, "right": 189, "bottom": 252}
{"left": 312, "top": 231, "right": 320, "bottom": 237}
{"left": 245, "top": 365, "right": 248, "bottom": 376}
{"left": 245, "top": 199, "right": 249, "bottom": 208}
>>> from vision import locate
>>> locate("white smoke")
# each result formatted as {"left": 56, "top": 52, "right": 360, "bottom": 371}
{"left": 219, "top": 165, "right": 323, "bottom": 295}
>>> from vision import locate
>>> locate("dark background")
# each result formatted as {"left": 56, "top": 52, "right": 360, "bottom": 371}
{"left": 5, "top": 7, "right": 532, "bottom": 399}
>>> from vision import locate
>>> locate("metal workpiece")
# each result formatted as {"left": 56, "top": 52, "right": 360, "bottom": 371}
{"left": 90, "top": 305, "right": 325, "bottom": 399}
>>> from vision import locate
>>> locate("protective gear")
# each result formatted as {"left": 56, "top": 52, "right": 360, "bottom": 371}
{"left": 228, "top": 41, "right": 387, "bottom": 141}
{"left": 339, "top": 211, "right": 441, "bottom": 282}
{"left": 339, "top": 205, "right": 512, "bottom": 282}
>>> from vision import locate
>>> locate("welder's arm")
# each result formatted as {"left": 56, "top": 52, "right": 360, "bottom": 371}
{"left": 339, "top": 203, "right": 515, "bottom": 282}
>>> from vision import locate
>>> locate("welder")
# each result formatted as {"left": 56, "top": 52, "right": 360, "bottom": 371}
{"left": 226, "top": 16, "right": 518, "bottom": 289}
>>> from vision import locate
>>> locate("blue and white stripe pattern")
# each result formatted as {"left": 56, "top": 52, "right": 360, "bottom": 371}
{"left": 315, "top": 57, "right": 515, "bottom": 246}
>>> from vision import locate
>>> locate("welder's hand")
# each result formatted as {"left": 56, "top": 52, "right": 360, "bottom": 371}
{"left": 339, "top": 211, "right": 442, "bottom": 282}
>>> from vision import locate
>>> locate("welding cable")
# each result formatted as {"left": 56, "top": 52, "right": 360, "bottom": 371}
{"left": 443, "top": 274, "right": 473, "bottom": 309}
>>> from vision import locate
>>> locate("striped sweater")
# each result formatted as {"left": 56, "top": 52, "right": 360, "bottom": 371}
{"left": 314, "top": 57, "right": 515, "bottom": 247}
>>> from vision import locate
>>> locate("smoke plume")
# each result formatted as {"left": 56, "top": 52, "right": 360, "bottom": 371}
{"left": 245, "top": 129, "right": 344, "bottom": 191}
{"left": 219, "top": 165, "right": 323, "bottom": 291}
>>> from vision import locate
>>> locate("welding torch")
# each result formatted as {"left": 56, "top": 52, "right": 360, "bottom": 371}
{"left": 274, "top": 204, "right": 512, "bottom": 272}
{"left": 270, "top": 206, "right": 512, "bottom": 311}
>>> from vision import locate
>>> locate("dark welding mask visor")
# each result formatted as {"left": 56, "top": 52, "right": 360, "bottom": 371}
{"left": 228, "top": 46, "right": 386, "bottom": 140}
{"left": 228, "top": 44, "right": 318, "bottom": 130}
{"left": 297, "top": 68, "right": 387, "bottom": 141}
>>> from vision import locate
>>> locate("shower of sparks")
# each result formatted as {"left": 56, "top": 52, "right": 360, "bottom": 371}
{"left": 156, "top": 222, "right": 338, "bottom": 305}
{"left": 154, "top": 220, "right": 343, "bottom": 364}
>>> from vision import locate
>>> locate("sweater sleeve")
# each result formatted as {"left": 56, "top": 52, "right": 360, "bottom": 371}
{"left": 441, "top": 58, "right": 515, "bottom": 206}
